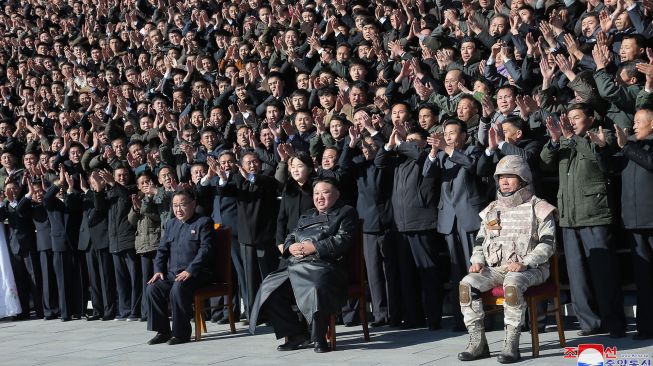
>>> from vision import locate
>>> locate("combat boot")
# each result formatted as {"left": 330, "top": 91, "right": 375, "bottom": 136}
{"left": 457, "top": 322, "right": 490, "bottom": 361}
{"left": 497, "top": 325, "right": 521, "bottom": 364}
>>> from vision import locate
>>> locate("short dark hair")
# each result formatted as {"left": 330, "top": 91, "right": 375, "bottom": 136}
{"left": 442, "top": 118, "right": 468, "bottom": 134}
{"left": 312, "top": 177, "right": 340, "bottom": 191}
{"left": 502, "top": 116, "right": 525, "bottom": 131}
{"left": 172, "top": 189, "right": 196, "bottom": 201}
{"left": 568, "top": 103, "right": 594, "bottom": 118}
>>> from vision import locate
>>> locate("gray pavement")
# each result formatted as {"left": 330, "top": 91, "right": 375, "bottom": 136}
{"left": 1, "top": 316, "right": 651, "bottom": 366}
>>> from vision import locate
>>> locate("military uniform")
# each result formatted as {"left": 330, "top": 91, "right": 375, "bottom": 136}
{"left": 460, "top": 189, "right": 557, "bottom": 328}
{"left": 457, "top": 155, "right": 557, "bottom": 364}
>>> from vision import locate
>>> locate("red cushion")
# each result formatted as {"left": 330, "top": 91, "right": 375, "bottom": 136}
{"left": 486, "top": 282, "right": 557, "bottom": 298}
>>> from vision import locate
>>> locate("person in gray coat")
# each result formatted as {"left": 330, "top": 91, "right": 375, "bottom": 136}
{"left": 424, "top": 118, "right": 486, "bottom": 330}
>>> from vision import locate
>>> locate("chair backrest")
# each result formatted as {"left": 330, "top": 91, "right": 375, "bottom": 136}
{"left": 346, "top": 220, "right": 365, "bottom": 286}
{"left": 548, "top": 250, "right": 560, "bottom": 288}
{"left": 212, "top": 226, "right": 233, "bottom": 286}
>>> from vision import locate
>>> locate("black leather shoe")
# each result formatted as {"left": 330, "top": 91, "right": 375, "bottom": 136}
{"left": 428, "top": 323, "right": 442, "bottom": 331}
{"left": 44, "top": 314, "right": 58, "bottom": 320}
{"left": 314, "top": 340, "right": 331, "bottom": 353}
{"left": 400, "top": 322, "right": 419, "bottom": 329}
{"left": 166, "top": 337, "right": 189, "bottom": 345}
{"left": 277, "top": 335, "right": 308, "bottom": 351}
{"left": 217, "top": 318, "right": 230, "bottom": 325}
{"left": 577, "top": 329, "right": 601, "bottom": 336}
{"left": 147, "top": 333, "right": 171, "bottom": 345}
{"left": 101, "top": 315, "right": 115, "bottom": 321}
{"left": 60, "top": 317, "right": 71, "bottom": 322}
{"left": 609, "top": 330, "right": 626, "bottom": 339}
{"left": 633, "top": 332, "right": 653, "bottom": 340}
{"left": 86, "top": 315, "right": 102, "bottom": 321}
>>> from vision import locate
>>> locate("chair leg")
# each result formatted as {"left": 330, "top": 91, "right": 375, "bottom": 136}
{"left": 200, "top": 300, "right": 208, "bottom": 333}
{"left": 553, "top": 296, "right": 566, "bottom": 347}
{"left": 359, "top": 295, "right": 370, "bottom": 342}
{"left": 329, "top": 315, "right": 337, "bottom": 351}
{"left": 194, "top": 296, "right": 203, "bottom": 341}
{"left": 227, "top": 294, "right": 236, "bottom": 334}
{"left": 528, "top": 298, "right": 539, "bottom": 358}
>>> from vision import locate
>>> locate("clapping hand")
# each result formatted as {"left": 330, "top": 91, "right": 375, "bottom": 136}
{"left": 586, "top": 126, "right": 607, "bottom": 147}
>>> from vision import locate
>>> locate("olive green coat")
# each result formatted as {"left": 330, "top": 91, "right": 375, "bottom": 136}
{"left": 539, "top": 128, "right": 616, "bottom": 228}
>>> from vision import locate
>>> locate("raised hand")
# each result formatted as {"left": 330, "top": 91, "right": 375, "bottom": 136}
{"left": 559, "top": 114, "right": 575, "bottom": 139}
{"left": 348, "top": 126, "right": 361, "bottom": 148}
{"left": 614, "top": 124, "right": 629, "bottom": 148}
{"left": 481, "top": 94, "right": 496, "bottom": 118}
{"left": 131, "top": 194, "right": 142, "bottom": 211}
{"left": 545, "top": 116, "right": 562, "bottom": 143}
{"left": 586, "top": 126, "right": 607, "bottom": 147}
{"left": 426, "top": 132, "right": 447, "bottom": 153}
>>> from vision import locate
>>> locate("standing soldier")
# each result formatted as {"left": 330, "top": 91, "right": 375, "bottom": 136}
{"left": 458, "top": 156, "right": 557, "bottom": 364}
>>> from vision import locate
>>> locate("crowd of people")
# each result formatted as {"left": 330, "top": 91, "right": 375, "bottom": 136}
{"left": 1, "top": 0, "right": 653, "bottom": 361}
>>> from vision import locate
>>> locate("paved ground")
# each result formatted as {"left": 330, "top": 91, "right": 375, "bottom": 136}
{"left": 1, "top": 316, "right": 651, "bottom": 366}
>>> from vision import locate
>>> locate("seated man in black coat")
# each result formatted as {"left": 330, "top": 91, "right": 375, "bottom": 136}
{"left": 249, "top": 178, "right": 359, "bottom": 353}
{"left": 146, "top": 190, "right": 214, "bottom": 345}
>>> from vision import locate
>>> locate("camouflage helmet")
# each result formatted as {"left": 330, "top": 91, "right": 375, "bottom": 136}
{"left": 493, "top": 155, "right": 532, "bottom": 185}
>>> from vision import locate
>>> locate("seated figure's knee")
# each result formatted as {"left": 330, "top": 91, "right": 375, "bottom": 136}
{"left": 459, "top": 282, "right": 481, "bottom": 306}
{"left": 504, "top": 285, "right": 520, "bottom": 307}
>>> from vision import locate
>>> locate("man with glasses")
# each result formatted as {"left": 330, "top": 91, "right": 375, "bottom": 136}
{"left": 146, "top": 190, "right": 215, "bottom": 345}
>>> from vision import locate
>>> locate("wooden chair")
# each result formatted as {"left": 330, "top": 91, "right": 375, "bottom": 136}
{"left": 326, "top": 222, "right": 370, "bottom": 350}
{"left": 481, "top": 251, "right": 566, "bottom": 357}
{"left": 193, "top": 226, "right": 236, "bottom": 341}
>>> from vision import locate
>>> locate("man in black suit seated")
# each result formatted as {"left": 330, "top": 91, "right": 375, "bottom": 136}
{"left": 146, "top": 190, "right": 214, "bottom": 345}
{"left": 249, "top": 178, "right": 359, "bottom": 353}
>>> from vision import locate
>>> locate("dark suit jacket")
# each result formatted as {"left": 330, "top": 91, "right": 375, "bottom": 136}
{"left": 94, "top": 184, "right": 137, "bottom": 253}
{"left": 218, "top": 173, "right": 280, "bottom": 248}
{"left": 340, "top": 135, "right": 395, "bottom": 234}
{"left": 375, "top": 141, "right": 439, "bottom": 232}
{"left": 16, "top": 197, "right": 51, "bottom": 252}
{"left": 154, "top": 214, "right": 214, "bottom": 278}
{"left": 424, "top": 144, "right": 486, "bottom": 235}
{"left": 78, "top": 190, "right": 109, "bottom": 251}
{"left": 44, "top": 185, "right": 83, "bottom": 252}
{"left": 0, "top": 201, "right": 36, "bottom": 255}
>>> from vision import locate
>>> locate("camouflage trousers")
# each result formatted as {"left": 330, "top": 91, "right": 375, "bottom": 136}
{"left": 459, "top": 265, "right": 548, "bottom": 328}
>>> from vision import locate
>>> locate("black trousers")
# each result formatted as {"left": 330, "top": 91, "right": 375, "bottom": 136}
{"left": 52, "top": 251, "right": 72, "bottom": 319}
{"left": 68, "top": 250, "right": 86, "bottom": 317}
{"left": 39, "top": 250, "right": 58, "bottom": 317}
{"left": 112, "top": 249, "right": 142, "bottom": 319}
{"left": 562, "top": 226, "right": 625, "bottom": 333}
{"left": 396, "top": 230, "right": 443, "bottom": 327}
{"left": 86, "top": 247, "right": 117, "bottom": 318}
{"left": 147, "top": 273, "right": 208, "bottom": 340}
{"left": 264, "top": 279, "right": 328, "bottom": 342}
{"left": 444, "top": 219, "right": 477, "bottom": 327}
{"left": 140, "top": 251, "right": 156, "bottom": 320}
{"left": 10, "top": 249, "right": 43, "bottom": 318}
{"left": 628, "top": 229, "right": 653, "bottom": 335}
{"left": 242, "top": 244, "right": 279, "bottom": 319}
{"left": 363, "top": 231, "right": 400, "bottom": 324}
